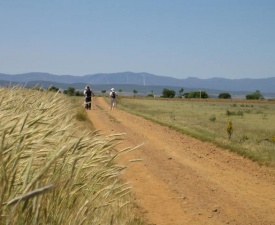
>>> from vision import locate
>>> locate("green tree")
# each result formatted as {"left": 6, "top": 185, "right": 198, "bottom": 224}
{"left": 246, "top": 90, "right": 264, "bottom": 100}
{"left": 133, "top": 89, "right": 138, "bottom": 97}
{"left": 75, "top": 90, "right": 82, "bottom": 96}
{"left": 184, "top": 91, "right": 208, "bottom": 99}
{"left": 178, "top": 88, "right": 184, "bottom": 98}
{"left": 101, "top": 90, "right": 106, "bottom": 96}
{"left": 200, "top": 91, "right": 209, "bottom": 98}
{"left": 162, "top": 89, "right": 176, "bottom": 98}
{"left": 64, "top": 87, "right": 75, "bottom": 96}
{"left": 218, "top": 92, "right": 231, "bottom": 99}
{"left": 48, "top": 86, "right": 59, "bottom": 92}
{"left": 147, "top": 90, "right": 154, "bottom": 97}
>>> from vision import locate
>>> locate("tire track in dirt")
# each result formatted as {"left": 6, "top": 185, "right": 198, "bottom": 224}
{"left": 87, "top": 97, "right": 275, "bottom": 225}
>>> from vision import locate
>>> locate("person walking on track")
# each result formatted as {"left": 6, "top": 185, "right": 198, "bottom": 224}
{"left": 83, "top": 85, "right": 94, "bottom": 110}
{"left": 109, "top": 88, "right": 116, "bottom": 110}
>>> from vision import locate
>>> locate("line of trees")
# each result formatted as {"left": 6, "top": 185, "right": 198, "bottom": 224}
{"left": 160, "top": 89, "right": 265, "bottom": 100}
{"left": 161, "top": 88, "right": 209, "bottom": 99}
{"left": 48, "top": 86, "right": 83, "bottom": 96}
{"left": 48, "top": 85, "right": 265, "bottom": 100}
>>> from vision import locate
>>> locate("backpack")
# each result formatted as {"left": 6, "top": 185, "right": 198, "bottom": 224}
{"left": 86, "top": 89, "right": 91, "bottom": 97}
{"left": 111, "top": 91, "right": 116, "bottom": 98}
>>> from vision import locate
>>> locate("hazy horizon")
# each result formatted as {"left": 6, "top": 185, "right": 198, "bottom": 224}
{"left": 1, "top": 71, "right": 275, "bottom": 80}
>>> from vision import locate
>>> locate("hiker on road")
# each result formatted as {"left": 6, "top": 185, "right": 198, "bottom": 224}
{"left": 109, "top": 88, "right": 116, "bottom": 110}
{"left": 83, "top": 85, "right": 94, "bottom": 110}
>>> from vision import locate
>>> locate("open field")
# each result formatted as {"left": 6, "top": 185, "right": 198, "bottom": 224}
{"left": 117, "top": 97, "right": 275, "bottom": 167}
{"left": 3, "top": 89, "right": 275, "bottom": 225}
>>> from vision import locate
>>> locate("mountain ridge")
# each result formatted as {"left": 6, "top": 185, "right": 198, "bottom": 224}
{"left": 0, "top": 72, "right": 274, "bottom": 94}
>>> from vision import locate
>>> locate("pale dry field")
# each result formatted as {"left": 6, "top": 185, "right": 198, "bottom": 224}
{"left": 118, "top": 97, "right": 275, "bottom": 167}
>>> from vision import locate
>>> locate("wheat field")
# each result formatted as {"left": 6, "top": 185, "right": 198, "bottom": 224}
{"left": 0, "top": 87, "right": 144, "bottom": 225}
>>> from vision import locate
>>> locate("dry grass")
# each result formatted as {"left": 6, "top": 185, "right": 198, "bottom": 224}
{"left": 117, "top": 97, "right": 275, "bottom": 167}
{"left": 0, "top": 87, "right": 145, "bottom": 225}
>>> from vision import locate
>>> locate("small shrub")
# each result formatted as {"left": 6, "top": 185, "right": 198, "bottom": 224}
{"left": 260, "top": 105, "right": 269, "bottom": 109}
{"left": 170, "top": 113, "right": 176, "bottom": 121}
{"left": 209, "top": 115, "right": 216, "bottom": 122}
{"left": 256, "top": 110, "right": 264, "bottom": 114}
{"left": 240, "top": 135, "right": 249, "bottom": 143}
{"left": 236, "top": 111, "right": 244, "bottom": 116}
{"left": 226, "top": 110, "right": 243, "bottom": 116}
{"left": 226, "top": 119, "right": 233, "bottom": 140}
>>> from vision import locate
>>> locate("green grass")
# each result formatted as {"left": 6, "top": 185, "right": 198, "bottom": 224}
{"left": 117, "top": 97, "right": 275, "bottom": 167}
{"left": 0, "top": 87, "right": 145, "bottom": 225}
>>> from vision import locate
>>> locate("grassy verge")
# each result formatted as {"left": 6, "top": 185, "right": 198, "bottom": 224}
{"left": 117, "top": 97, "right": 275, "bottom": 167}
{"left": 0, "top": 88, "right": 145, "bottom": 225}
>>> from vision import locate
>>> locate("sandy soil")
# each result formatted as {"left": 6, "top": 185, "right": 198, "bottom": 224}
{"left": 87, "top": 97, "right": 275, "bottom": 225}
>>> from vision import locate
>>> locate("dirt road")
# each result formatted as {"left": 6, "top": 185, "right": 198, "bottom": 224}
{"left": 87, "top": 97, "right": 275, "bottom": 225}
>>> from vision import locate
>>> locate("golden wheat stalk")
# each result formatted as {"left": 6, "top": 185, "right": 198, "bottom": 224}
{"left": 6, "top": 184, "right": 54, "bottom": 206}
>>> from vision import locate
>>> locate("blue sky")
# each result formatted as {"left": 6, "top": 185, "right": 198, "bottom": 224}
{"left": 0, "top": 0, "right": 274, "bottom": 79}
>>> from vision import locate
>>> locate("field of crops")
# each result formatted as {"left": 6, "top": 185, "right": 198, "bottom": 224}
{"left": 118, "top": 97, "right": 275, "bottom": 167}
{"left": 0, "top": 87, "right": 144, "bottom": 225}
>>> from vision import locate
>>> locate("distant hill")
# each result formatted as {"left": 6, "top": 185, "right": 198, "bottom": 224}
{"left": 0, "top": 72, "right": 275, "bottom": 97}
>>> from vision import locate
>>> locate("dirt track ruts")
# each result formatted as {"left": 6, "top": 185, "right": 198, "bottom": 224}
{"left": 87, "top": 97, "right": 275, "bottom": 225}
